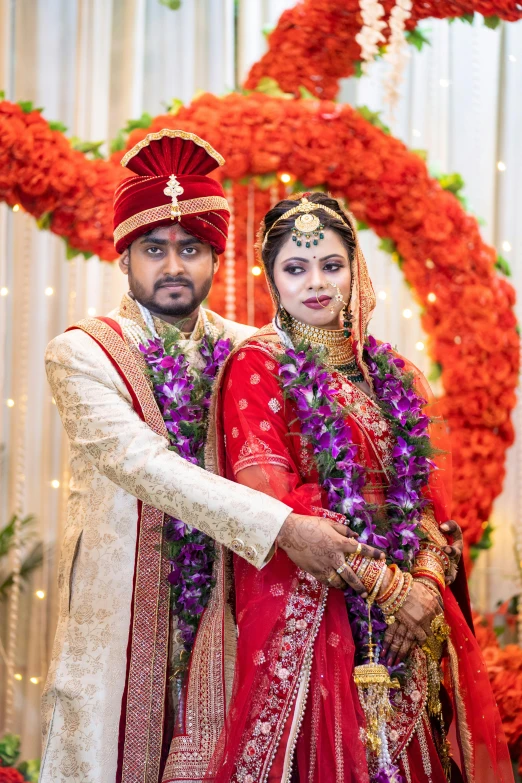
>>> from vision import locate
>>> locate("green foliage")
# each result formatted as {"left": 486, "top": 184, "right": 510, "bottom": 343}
{"left": 64, "top": 240, "right": 94, "bottom": 261}
{"left": 0, "top": 90, "right": 5, "bottom": 99}
{"left": 17, "top": 100, "right": 43, "bottom": 114}
{"left": 411, "top": 149, "right": 428, "bottom": 161}
{"left": 124, "top": 112, "right": 154, "bottom": 133}
{"left": 0, "top": 514, "right": 44, "bottom": 601}
{"left": 356, "top": 219, "right": 369, "bottom": 231}
{"left": 253, "top": 77, "right": 294, "bottom": 99}
{"left": 48, "top": 120, "right": 68, "bottom": 132}
{"left": 70, "top": 137, "right": 104, "bottom": 159}
{"left": 437, "top": 172, "right": 465, "bottom": 195}
{"left": 378, "top": 237, "right": 397, "bottom": 255}
{"left": 253, "top": 173, "right": 278, "bottom": 190}
{"left": 470, "top": 522, "right": 494, "bottom": 561}
{"left": 484, "top": 15, "right": 501, "bottom": 30}
{"left": 0, "top": 733, "right": 20, "bottom": 766}
{"left": 110, "top": 131, "right": 126, "bottom": 153}
{"left": 164, "top": 97, "right": 184, "bottom": 115}
{"left": 405, "top": 27, "right": 431, "bottom": 51}
{"left": 159, "top": 0, "right": 182, "bottom": 9}
{"left": 36, "top": 212, "right": 52, "bottom": 231}
{"left": 298, "top": 86, "right": 317, "bottom": 101}
{"left": 17, "top": 758, "right": 41, "bottom": 782}
{"left": 428, "top": 362, "right": 443, "bottom": 382}
{"left": 353, "top": 61, "right": 364, "bottom": 79}
{"left": 495, "top": 254, "right": 512, "bottom": 277}
{"left": 356, "top": 105, "right": 390, "bottom": 135}
{"left": 460, "top": 13, "right": 475, "bottom": 24}
{"left": 262, "top": 23, "right": 275, "bottom": 39}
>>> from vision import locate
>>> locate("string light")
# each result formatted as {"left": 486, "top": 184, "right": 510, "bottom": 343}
{"left": 29, "top": 677, "right": 40, "bottom": 685}
{"left": 497, "top": 161, "right": 506, "bottom": 172}
{"left": 14, "top": 673, "right": 23, "bottom": 681}
{"left": 0, "top": 287, "right": 8, "bottom": 296}
{"left": 415, "top": 341, "right": 425, "bottom": 351}
{"left": 35, "top": 590, "right": 46, "bottom": 600}
{"left": 251, "top": 266, "right": 262, "bottom": 276}
{"left": 402, "top": 308, "right": 413, "bottom": 319}
{"left": 502, "top": 241, "right": 511, "bottom": 252}
{"left": 6, "top": 399, "right": 15, "bottom": 408}
{"left": 12, "top": 204, "right": 20, "bottom": 212}
{"left": 51, "top": 479, "right": 60, "bottom": 489}
{"left": 412, "top": 129, "right": 421, "bottom": 138}
{"left": 279, "top": 173, "right": 292, "bottom": 184}
{"left": 425, "top": 259, "right": 435, "bottom": 269}
{"left": 378, "top": 290, "right": 387, "bottom": 301}
{"left": 427, "top": 292, "right": 437, "bottom": 303}
{"left": 45, "top": 287, "right": 54, "bottom": 296}
{"left": 87, "top": 307, "right": 96, "bottom": 316}
{"left": 454, "top": 335, "right": 462, "bottom": 344}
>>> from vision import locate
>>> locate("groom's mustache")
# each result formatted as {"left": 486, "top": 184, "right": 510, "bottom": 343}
{"left": 155, "top": 276, "right": 194, "bottom": 292}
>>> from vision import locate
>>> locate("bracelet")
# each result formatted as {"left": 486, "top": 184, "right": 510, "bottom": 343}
{"left": 413, "top": 569, "right": 445, "bottom": 593}
{"left": 419, "top": 541, "right": 451, "bottom": 574}
{"left": 368, "top": 560, "right": 387, "bottom": 603}
{"left": 361, "top": 559, "right": 387, "bottom": 594}
{"left": 413, "top": 551, "right": 446, "bottom": 583}
{"left": 384, "top": 572, "right": 413, "bottom": 616}
{"left": 377, "top": 564, "right": 400, "bottom": 604}
{"left": 420, "top": 508, "right": 448, "bottom": 549}
{"left": 414, "top": 575, "right": 443, "bottom": 597}
{"left": 377, "top": 569, "right": 405, "bottom": 614}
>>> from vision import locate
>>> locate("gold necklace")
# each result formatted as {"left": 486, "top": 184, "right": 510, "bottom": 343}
{"left": 289, "top": 316, "right": 356, "bottom": 368}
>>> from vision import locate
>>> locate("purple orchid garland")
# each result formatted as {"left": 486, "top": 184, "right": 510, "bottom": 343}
{"left": 278, "top": 336, "right": 434, "bottom": 783}
{"left": 278, "top": 335, "right": 434, "bottom": 662}
{"left": 140, "top": 329, "right": 232, "bottom": 665}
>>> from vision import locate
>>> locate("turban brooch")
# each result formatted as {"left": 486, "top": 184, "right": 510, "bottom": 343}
{"left": 113, "top": 128, "right": 229, "bottom": 254}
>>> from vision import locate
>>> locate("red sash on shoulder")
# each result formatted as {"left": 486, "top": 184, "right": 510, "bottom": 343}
{"left": 67, "top": 317, "right": 170, "bottom": 783}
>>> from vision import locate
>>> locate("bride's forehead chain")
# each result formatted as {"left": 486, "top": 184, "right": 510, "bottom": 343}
{"left": 261, "top": 196, "right": 348, "bottom": 250}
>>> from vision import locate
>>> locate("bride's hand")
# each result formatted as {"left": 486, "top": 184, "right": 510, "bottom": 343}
{"left": 382, "top": 580, "right": 443, "bottom": 666}
{"left": 277, "top": 513, "right": 385, "bottom": 593}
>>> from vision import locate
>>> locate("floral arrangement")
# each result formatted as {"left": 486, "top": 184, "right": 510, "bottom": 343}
{"left": 474, "top": 616, "right": 522, "bottom": 774}
{"left": 278, "top": 337, "right": 432, "bottom": 657}
{"left": 0, "top": 2, "right": 519, "bottom": 568}
{"left": 140, "top": 329, "right": 232, "bottom": 660}
{"left": 245, "top": 0, "right": 522, "bottom": 99}
{"left": 0, "top": 735, "right": 39, "bottom": 783}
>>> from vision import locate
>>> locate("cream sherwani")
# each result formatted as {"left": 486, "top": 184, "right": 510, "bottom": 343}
{"left": 40, "top": 294, "right": 290, "bottom": 783}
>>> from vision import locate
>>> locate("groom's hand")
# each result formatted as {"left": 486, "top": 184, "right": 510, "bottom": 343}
{"left": 277, "top": 513, "right": 385, "bottom": 593}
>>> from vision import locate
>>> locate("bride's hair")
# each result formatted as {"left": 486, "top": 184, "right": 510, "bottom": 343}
{"left": 257, "top": 192, "right": 357, "bottom": 307}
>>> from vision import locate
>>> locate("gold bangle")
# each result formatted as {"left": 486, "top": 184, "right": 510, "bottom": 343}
{"left": 368, "top": 561, "right": 387, "bottom": 603}
{"left": 377, "top": 570, "right": 405, "bottom": 613}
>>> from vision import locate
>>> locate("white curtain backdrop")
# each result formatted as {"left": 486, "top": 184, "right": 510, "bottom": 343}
{"left": 0, "top": 0, "right": 520, "bottom": 756}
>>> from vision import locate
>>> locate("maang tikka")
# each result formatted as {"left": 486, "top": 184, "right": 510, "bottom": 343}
{"left": 262, "top": 196, "right": 343, "bottom": 250}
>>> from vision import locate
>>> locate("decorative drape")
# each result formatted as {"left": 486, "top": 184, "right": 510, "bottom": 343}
{"left": 0, "top": 0, "right": 520, "bottom": 757}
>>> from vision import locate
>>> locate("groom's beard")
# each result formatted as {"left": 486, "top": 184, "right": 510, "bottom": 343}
{"left": 129, "top": 270, "right": 214, "bottom": 319}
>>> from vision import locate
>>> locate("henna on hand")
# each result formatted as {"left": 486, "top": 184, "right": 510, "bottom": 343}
{"left": 277, "top": 513, "right": 384, "bottom": 590}
{"left": 440, "top": 518, "right": 463, "bottom": 585}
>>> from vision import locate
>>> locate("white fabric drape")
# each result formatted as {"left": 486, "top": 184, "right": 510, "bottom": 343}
{"left": 0, "top": 0, "right": 520, "bottom": 756}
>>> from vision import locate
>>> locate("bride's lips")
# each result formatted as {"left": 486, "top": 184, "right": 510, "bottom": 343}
{"left": 302, "top": 295, "right": 332, "bottom": 310}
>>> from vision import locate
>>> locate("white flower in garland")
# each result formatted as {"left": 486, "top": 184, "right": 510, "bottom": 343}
{"left": 355, "top": 0, "right": 387, "bottom": 71}
{"left": 383, "top": 0, "right": 413, "bottom": 113}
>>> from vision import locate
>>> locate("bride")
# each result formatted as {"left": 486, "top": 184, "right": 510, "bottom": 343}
{"left": 162, "top": 192, "right": 513, "bottom": 783}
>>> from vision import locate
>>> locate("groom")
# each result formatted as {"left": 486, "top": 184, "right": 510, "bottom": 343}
{"left": 41, "top": 129, "right": 381, "bottom": 783}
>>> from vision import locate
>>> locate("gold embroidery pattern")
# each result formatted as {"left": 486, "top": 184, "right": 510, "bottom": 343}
{"left": 234, "top": 435, "right": 290, "bottom": 475}
{"left": 163, "top": 547, "right": 228, "bottom": 780}
{"left": 120, "top": 128, "right": 225, "bottom": 168}
{"left": 194, "top": 214, "right": 228, "bottom": 240}
{"left": 113, "top": 197, "right": 230, "bottom": 244}
{"left": 70, "top": 318, "right": 170, "bottom": 783}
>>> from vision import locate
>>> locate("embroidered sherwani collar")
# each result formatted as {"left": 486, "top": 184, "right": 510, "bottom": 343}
{"left": 118, "top": 291, "right": 207, "bottom": 341}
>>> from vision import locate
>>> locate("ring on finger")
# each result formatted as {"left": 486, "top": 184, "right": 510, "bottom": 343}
{"left": 336, "top": 562, "right": 347, "bottom": 576}
{"left": 354, "top": 542, "right": 362, "bottom": 556}
{"left": 327, "top": 571, "right": 337, "bottom": 584}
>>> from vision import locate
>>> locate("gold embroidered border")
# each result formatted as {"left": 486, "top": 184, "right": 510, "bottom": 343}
{"left": 121, "top": 128, "right": 225, "bottom": 168}
{"left": 114, "top": 197, "right": 230, "bottom": 244}
{"left": 71, "top": 319, "right": 170, "bottom": 783}
{"left": 447, "top": 638, "right": 474, "bottom": 781}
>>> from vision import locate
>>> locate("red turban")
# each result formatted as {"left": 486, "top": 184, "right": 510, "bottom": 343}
{"left": 113, "top": 129, "right": 229, "bottom": 254}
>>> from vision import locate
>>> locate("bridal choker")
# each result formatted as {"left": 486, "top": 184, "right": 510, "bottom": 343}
{"left": 289, "top": 315, "right": 359, "bottom": 374}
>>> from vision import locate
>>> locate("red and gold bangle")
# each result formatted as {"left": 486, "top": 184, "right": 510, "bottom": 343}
{"left": 413, "top": 569, "right": 445, "bottom": 593}
{"left": 368, "top": 561, "right": 388, "bottom": 603}
{"left": 419, "top": 541, "right": 450, "bottom": 574}
{"left": 361, "top": 559, "right": 386, "bottom": 594}
{"left": 376, "top": 564, "right": 400, "bottom": 605}
{"left": 347, "top": 553, "right": 364, "bottom": 572}
{"left": 377, "top": 569, "right": 405, "bottom": 613}
{"left": 384, "top": 572, "right": 413, "bottom": 616}
{"left": 414, "top": 551, "right": 446, "bottom": 580}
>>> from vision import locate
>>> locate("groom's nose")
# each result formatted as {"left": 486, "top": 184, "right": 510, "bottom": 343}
{"left": 162, "top": 248, "right": 186, "bottom": 276}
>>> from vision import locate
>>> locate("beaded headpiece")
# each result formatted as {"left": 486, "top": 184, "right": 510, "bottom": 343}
{"left": 261, "top": 196, "right": 344, "bottom": 249}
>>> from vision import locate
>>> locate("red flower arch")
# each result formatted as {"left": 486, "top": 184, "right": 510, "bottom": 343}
{"left": 0, "top": 0, "right": 520, "bottom": 557}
